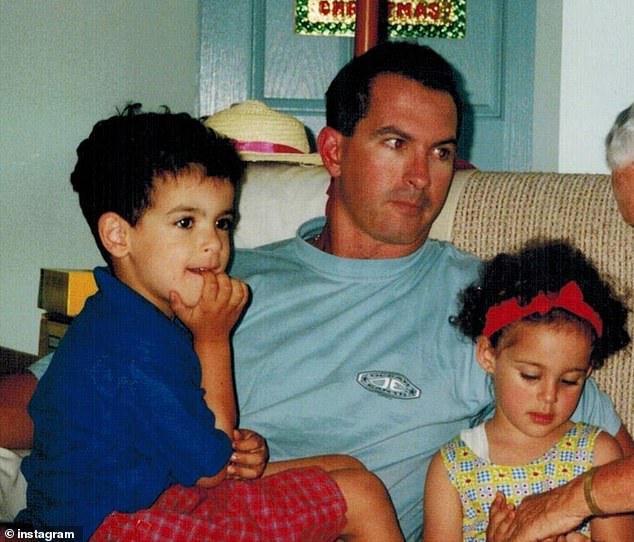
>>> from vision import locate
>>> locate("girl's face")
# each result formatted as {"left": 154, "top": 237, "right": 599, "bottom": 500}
{"left": 477, "top": 320, "right": 593, "bottom": 441}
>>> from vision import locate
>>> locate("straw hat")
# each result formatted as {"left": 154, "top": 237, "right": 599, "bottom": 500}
{"left": 203, "top": 101, "right": 322, "bottom": 165}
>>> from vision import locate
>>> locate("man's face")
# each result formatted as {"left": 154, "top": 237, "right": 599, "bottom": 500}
{"left": 321, "top": 72, "right": 458, "bottom": 258}
{"left": 612, "top": 161, "right": 634, "bottom": 225}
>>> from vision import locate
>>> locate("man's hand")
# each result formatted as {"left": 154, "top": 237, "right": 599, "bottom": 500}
{"left": 171, "top": 271, "right": 249, "bottom": 344}
{"left": 227, "top": 428, "right": 269, "bottom": 480}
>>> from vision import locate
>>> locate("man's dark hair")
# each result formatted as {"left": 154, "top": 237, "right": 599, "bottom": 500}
{"left": 70, "top": 103, "right": 244, "bottom": 263}
{"left": 325, "top": 41, "right": 463, "bottom": 137}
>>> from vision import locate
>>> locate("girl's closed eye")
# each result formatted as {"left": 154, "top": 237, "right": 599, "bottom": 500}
{"left": 560, "top": 376, "right": 584, "bottom": 386}
{"left": 520, "top": 372, "right": 540, "bottom": 382}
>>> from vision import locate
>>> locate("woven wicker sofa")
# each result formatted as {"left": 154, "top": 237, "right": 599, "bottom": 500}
{"left": 1, "top": 163, "right": 632, "bottom": 521}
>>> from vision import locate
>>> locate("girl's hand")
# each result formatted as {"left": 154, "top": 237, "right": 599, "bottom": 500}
{"left": 171, "top": 271, "right": 249, "bottom": 344}
{"left": 227, "top": 428, "right": 269, "bottom": 480}
{"left": 486, "top": 492, "right": 516, "bottom": 541}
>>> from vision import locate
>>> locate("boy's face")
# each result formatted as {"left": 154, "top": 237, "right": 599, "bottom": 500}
{"left": 122, "top": 165, "right": 235, "bottom": 316}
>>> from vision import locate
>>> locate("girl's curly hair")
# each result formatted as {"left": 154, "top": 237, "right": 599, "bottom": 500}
{"left": 452, "top": 240, "right": 630, "bottom": 368}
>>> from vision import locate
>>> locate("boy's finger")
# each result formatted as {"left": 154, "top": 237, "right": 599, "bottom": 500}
{"left": 231, "top": 450, "right": 265, "bottom": 467}
{"left": 228, "top": 278, "right": 249, "bottom": 308}
{"left": 233, "top": 441, "right": 265, "bottom": 454}
{"left": 199, "top": 270, "right": 220, "bottom": 301}
{"left": 213, "top": 272, "right": 233, "bottom": 304}
{"left": 169, "top": 291, "right": 188, "bottom": 316}
{"left": 227, "top": 463, "right": 262, "bottom": 480}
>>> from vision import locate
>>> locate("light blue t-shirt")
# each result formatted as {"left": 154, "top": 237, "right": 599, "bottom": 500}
{"left": 228, "top": 217, "right": 621, "bottom": 541}
{"left": 31, "top": 217, "right": 622, "bottom": 540}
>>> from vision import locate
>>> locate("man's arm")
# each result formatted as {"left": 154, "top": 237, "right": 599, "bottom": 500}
{"left": 0, "top": 372, "right": 36, "bottom": 449}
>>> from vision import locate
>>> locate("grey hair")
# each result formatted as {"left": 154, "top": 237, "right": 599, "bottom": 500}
{"left": 606, "top": 102, "right": 634, "bottom": 170}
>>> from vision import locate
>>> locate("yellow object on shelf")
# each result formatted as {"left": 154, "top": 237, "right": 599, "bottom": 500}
{"left": 38, "top": 268, "right": 97, "bottom": 317}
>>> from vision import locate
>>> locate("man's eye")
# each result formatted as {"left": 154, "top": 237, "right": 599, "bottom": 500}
{"left": 216, "top": 217, "right": 234, "bottom": 231}
{"left": 435, "top": 147, "right": 455, "bottom": 161}
{"left": 175, "top": 217, "right": 194, "bottom": 229}
{"left": 385, "top": 138, "right": 405, "bottom": 150}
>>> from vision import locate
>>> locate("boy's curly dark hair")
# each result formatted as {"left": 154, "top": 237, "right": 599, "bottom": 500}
{"left": 70, "top": 103, "right": 244, "bottom": 264}
{"left": 452, "top": 240, "right": 630, "bottom": 368}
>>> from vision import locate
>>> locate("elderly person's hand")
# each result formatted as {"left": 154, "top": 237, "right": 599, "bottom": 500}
{"left": 486, "top": 490, "right": 589, "bottom": 542}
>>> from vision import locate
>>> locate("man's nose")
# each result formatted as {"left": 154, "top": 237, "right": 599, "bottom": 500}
{"left": 405, "top": 153, "right": 431, "bottom": 190}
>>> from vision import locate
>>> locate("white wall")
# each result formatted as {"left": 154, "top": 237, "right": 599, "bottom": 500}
{"left": 532, "top": 1, "right": 563, "bottom": 171}
{"left": 0, "top": 1, "right": 200, "bottom": 353}
{"left": 559, "top": 0, "right": 634, "bottom": 173}
{"left": 534, "top": 0, "right": 634, "bottom": 173}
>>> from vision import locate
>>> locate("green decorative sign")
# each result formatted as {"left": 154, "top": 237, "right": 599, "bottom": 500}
{"left": 295, "top": 0, "right": 467, "bottom": 39}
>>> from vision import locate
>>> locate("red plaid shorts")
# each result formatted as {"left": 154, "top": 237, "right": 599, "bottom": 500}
{"left": 90, "top": 466, "right": 347, "bottom": 541}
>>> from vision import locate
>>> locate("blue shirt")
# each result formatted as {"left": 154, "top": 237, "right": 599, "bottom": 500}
{"left": 19, "top": 267, "right": 231, "bottom": 540}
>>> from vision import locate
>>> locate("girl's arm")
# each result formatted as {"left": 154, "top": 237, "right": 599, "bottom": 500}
{"left": 422, "top": 452, "right": 463, "bottom": 542}
{"left": 588, "top": 431, "right": 634, "bottom": 541}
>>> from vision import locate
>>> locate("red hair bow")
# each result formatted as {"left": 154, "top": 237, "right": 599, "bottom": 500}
{"left": 482, "top": 281, "right": 603, "bottom": 338}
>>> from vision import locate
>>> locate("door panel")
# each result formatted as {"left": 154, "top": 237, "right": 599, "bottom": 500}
{"left": 199, "top": 0, "right": 535, "bottom": 171}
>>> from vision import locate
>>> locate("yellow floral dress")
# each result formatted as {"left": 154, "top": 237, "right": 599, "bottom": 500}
{"left": 440, "top": 421, "right": 599, "bottom": 541}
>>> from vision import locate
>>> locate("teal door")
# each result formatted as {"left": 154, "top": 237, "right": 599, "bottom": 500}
{"left": 199, "top": 0, "right": 535, "bottom": 171}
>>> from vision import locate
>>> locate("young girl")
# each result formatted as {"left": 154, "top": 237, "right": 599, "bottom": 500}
{"left": 422, "top": 240, "right": 634, "bottom": 541}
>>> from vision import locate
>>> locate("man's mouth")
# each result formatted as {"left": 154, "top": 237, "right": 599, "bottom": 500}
{"left": 391, "top": 200, "right": 426, "bottom": 214}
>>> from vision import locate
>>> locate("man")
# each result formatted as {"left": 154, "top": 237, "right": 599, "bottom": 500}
{"left": 2, "top": 44, "right": 632, "bottom": 540}
{"left": 486, "top": 101, "right": 634, "bottom": 542}
{"left": 226, "top": 43, "right": 631, "bottom": 540}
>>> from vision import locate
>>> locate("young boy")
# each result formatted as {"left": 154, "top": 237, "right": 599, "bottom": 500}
{"left": 16, "top": 105, "right": 403, "bottom": 541}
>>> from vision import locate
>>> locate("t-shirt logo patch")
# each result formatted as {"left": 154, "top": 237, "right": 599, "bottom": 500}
{"left": 356, "top": 371, "right": 421, "bottom": 399}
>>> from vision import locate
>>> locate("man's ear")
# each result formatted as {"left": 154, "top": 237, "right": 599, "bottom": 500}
{"left": 317, "top": 126, "right": 344, "bottom": 178}
{"left": 475, "top": 335, "right": 497, "bottom": 374}
{"left": 98, "top": 212, "right": 131, "bottom": 259}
